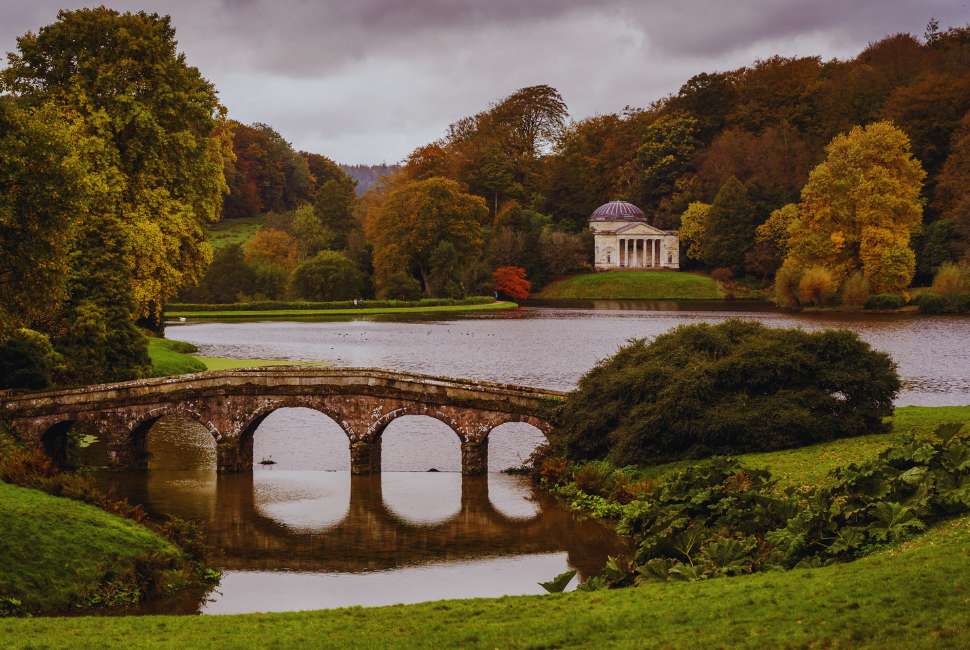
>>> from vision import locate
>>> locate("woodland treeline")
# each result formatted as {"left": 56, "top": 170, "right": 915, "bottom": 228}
{"left": 3, "top": 8, "right": 970, "bottom": 389}
{"left": 206, "top": 20, "right": 970, "bottom": 308}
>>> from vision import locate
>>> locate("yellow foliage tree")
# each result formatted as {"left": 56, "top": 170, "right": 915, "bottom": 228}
{"left": 678, "top": 202, "right": 711, "bottom": 261}
{"left": 783, "top": 121, "right": 925, "bottom": 293}
{"left": 366, "top": 176, "right": 487, "bottom": 292}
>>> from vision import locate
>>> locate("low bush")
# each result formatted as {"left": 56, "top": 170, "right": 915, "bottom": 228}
{"left": 798, "top": 266, "right": 834, "bottom": 306}
{"left": 841, "top": 271, "right": 870, "bottom": 306}
{"left": 551, "top": 320, "right": 899, "bottom": 466}
{"left": 864, "top": 293, "right": 906, "bottom": 310}
{"left": 772, "top": 265, "right": 803, "bottom": 307}
{"left": 950, "top": 291, "right": 970, "bottom": 313}
{"left": 709, "top": 267, "right": 732, "bottom": 283}
{"left": 931, "top": 262, "right": 970, "bottom": 301}
{"left": 918, "top": 292, "right": 949, "bottom": 313}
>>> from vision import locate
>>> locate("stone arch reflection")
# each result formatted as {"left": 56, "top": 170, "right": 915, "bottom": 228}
{"left": 486, "top": 422, "right": 547, "bottom": 473}
{"left": 253, "top": 470, "right": 351, "bottom": 533}
{"left": 249, "top": 407, "right": 352, "bottom": 471}
{"left": 144, "top": 415, "right": 217, "bottom": 470}
{"left": 381, "top": 472, "right": 463, "bottom": 525}
{"left": 487, "top": 474, "right": 539, "bottom": 520}
{"left": 378, "top": 415, "right": 462, "bottom": 472}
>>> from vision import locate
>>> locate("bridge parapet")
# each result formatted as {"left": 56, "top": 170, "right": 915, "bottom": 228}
{"left": 0, "top": 367, "right": 565, "bottom": 475}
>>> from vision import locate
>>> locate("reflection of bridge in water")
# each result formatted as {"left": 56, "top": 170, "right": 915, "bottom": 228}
{"left": 98, "top": 472, "right": 629, "bottom": 579}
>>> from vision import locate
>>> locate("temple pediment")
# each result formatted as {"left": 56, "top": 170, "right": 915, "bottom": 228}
{"left": 614, "top": 222, "right": 666, "bottom": 235}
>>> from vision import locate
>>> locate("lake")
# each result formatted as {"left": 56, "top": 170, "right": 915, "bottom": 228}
{"left": 86, "top": 302, "right": 969, "bottom": 615}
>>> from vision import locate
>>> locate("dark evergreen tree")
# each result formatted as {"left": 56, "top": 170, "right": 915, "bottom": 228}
{"left": 200, "top": 244, "right": 256, "bottom": 304}
{"left": 701, "top": 177, "right": 759, "bottom": 274}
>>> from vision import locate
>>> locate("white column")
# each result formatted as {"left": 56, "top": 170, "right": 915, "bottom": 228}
{"left": 648, "top": 238, "right": 654, "bottom": 267}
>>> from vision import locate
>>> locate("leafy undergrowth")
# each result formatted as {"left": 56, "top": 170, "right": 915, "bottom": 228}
{"left": 0, "top": 433, "right": 218, "bottom": 614}
{"left": 535, "top": 271, "right": 724, "bottom": 300}
{"left": 3, "top": 517, "right": 969, "bottom": 648}
{"left": 534, "top": 406, "right": 970, "bottom": 593}
{"left": 148, "top": 338, "right": 207, "bottom": 377}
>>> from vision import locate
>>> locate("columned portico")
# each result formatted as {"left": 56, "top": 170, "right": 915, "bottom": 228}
{"left": 591, "top": 202, "right": 679, "bottom": 270}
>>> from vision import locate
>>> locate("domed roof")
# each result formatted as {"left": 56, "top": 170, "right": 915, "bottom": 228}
{"left": 589, "top": 201, "right": 647, "bottom": 222}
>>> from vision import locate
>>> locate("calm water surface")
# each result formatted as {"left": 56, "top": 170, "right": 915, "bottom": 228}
{"left": 85, "top": 303, "right": 968, "bottom": 615}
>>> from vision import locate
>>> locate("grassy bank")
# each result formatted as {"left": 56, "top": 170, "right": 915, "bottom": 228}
{"left": 148, "top": 338, "right": 207, "bottom": 377}
{"left": 148, "top": 338, "right": 328, "bottom": 376}
{"left": 535, "top": 271, "right": 724, "bottom": 300}
{"left": 4, "top": 513, "right": 969, "bottom": 647}
{"left": 0, "top": 481, "right": 179, "bottom": 613}
{"left": 167, "top": 301, "right": 517, "bottom": 319}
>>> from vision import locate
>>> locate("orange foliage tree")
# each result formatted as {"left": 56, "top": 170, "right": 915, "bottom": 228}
{"left": 494, "top": 267, "right": 531, "bottom": 300}
{"left": 244, "top": 228, "right": 297, "bottom": 271}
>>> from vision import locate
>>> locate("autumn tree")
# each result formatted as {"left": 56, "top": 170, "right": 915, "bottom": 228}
{"left": 783, "top": 121, "right": 925, "bottom": 292}
{"left": 0, "top": 99, "right": 87, "bottom": 337}
{"left": 244, "top": 229, "right": 297, "bottom": 271}
{"left": 494, "top": 267, "right": 531, "bottom": 300}
{"left": 678, "top": 202, "right": 711, "bottom": 262}
{"left": 367, "top": 176, "right": 487, "bottom": 293}
{"left": 3, "top": 7, "right": 233, "bottom": 320}
{"left": 313, "top": 175, "right": 359, "bottom": 250}
{"left": 635, "top": 114, "right": 699, "bottom": 210}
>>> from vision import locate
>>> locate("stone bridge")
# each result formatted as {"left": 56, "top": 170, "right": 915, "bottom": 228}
{"left": 0, "top": 367, "right": 565, "bottom": 475}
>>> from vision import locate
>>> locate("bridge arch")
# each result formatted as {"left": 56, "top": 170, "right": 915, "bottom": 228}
{"left": 126, "top": 405, "right": 221, "bottom": 470}
{"left": 225, "top": 399, "right": 357, "bottom": 472}
{"left": 38, "top": 417, "right": 108, "bottom": 467}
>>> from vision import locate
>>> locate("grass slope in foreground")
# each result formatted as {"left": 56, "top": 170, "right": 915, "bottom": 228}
{"left": 167, "top": 301, "right": 517, "bottom": 319}
{"left": 0, "top": 481, "right": 177, "bottom": 612}
{"left": 535, "top": 271, "right": 724, "bottom": 300}
{"left": 5, "top": 515, "right": 968, "bottom": 648}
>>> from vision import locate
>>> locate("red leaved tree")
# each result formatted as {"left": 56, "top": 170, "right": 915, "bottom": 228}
{"left": 494, "top": 267, "right": 531, "bottom": 300}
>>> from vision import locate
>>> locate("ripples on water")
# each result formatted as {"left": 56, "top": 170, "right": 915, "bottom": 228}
{"left": 169, "top": 303, "right": 970, "bottom": 406}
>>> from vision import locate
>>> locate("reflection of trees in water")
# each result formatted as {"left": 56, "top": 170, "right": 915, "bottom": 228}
{"left": 96, "top": 472, "right": 629, "bottom": 580}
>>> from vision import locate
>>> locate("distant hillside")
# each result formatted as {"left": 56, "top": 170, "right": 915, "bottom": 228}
{"left": 339, "top": 164, "right": 400, "bottom": 195}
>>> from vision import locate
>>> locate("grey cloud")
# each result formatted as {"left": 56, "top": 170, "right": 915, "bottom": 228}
{"left": 1, "top": 0, "right": 966, "bottom": 163}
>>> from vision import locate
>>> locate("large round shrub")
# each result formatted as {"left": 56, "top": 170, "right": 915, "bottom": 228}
{"left": 552, "top": 320, "right": 899, "bottom": 465}
{"left": 289, "top": 251, "right": 362, "bottom": 302}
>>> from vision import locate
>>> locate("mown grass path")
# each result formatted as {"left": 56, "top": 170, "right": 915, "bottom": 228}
{"left": 535, "top": 271, "right": 723, "bottom": 300}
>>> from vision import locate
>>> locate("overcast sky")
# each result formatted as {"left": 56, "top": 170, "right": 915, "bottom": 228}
{"left": 1, "top": 1, "right": 966, "bottom": 164}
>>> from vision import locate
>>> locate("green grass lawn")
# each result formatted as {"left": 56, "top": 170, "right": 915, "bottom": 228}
{"left": 148, "top": 338, "right": 207, "bottom": 377}
{"left": 192, "top": 357, "right": 328, "bottom": 371}
{"left": 0, "top": 482, "right": 178, "bottom": 613}
{"left": 167, "top": 301, "right": 518, "bottom": 319}
{"left": 149, "top": 337, "right": 329, "bottom": 375}
{"left": 207, "top": 216, "right": 261, "bottom": 250}
{"left": 536, "top": 271, "right": 724, "bottom": 300}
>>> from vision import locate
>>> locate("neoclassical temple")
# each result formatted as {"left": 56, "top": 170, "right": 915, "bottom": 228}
{"left": 589, "top": 201, "right": 679, "bottom": 270}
